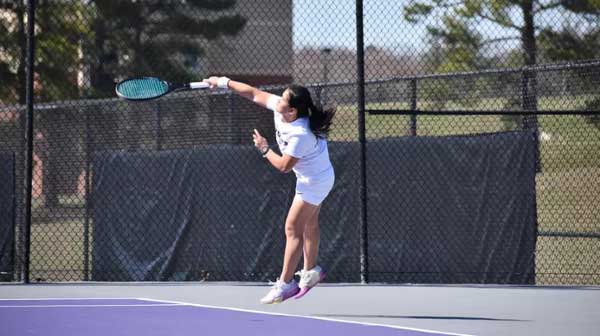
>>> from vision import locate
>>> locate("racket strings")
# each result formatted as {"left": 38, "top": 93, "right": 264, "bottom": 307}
{"left": 117, "top": 78, "right": 169, "bottom": 99}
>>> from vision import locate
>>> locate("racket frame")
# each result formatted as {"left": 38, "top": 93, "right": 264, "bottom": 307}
{"left": 115, "top": 77, "right": 208, "bottom": 101}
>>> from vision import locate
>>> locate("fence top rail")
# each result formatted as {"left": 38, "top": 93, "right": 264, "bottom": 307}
{"left": 388, "top": 60, "right": 600, "bottom": 82}
{"left": 367, "top": 109, "right": 600, "bottom": 115}
{"left": 1, "top": 60, "right": 598, "bottom": 113}
{"left": 290, "top": 59, "right": 600, "bottom": 90}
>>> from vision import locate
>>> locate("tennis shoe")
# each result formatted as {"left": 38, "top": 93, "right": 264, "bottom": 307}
{"left": 294, "top": 265, "right": 325, "bottom": 299}
{"left": 260, "top": 279, "right": 299, "bottom": 304}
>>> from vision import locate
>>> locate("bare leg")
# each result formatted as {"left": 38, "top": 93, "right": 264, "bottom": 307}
{"left": 302, "top": 205, "right": 321, "bottom": 271}
{"left": 279, "top": 195, "right": 319, "bottom": 283}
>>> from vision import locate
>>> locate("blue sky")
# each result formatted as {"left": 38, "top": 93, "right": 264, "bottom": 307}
{"left": 291, "top": 0, "right": 537, "bottom": 54}
{"left": 292, "top": 0, "right": 429, "bottom": 51}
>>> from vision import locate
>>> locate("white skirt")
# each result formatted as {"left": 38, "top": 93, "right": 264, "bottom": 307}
{"left": 294, "top": 167, "right": 335, "bottom": 206}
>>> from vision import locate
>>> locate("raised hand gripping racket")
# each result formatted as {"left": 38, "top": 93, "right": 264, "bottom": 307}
{"left": 115, "top": 77, "right": 210, "bottom": 101}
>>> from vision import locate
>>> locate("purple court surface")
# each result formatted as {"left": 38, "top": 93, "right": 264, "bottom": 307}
{"left": 1, "top": 298, "right": 467, "bottom": 336}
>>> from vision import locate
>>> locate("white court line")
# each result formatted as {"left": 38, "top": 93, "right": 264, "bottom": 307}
{"left": 0, "top": 303, "right": 182, "bottom": 308}
{"left": 139, "top": 297, "right": 476, "bottom": 336}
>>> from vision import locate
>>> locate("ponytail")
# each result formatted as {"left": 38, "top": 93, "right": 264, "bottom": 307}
{"left": 308, "top": 102, "right": 336, "bottom": 138}
{"left": 286, "top": 85, "right": 336, "bottom": 138}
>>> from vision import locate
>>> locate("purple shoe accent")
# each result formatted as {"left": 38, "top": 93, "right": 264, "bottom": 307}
{"left": 294, "top": 271, "right": 325, "bottom": 299}
{"left": 281, "top": 286, "right": 301, "bottom": 302}
{"left": 281, "top": 287, "right": 300, "bottom": 302}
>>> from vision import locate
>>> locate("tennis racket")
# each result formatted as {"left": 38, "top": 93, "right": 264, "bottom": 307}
{"left": 115, "top": 77, "right": 210, "bottom": 101}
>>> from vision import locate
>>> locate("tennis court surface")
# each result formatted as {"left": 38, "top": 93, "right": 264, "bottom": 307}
{"left": 1, "top": 283, "right": 599, "bottom": 336}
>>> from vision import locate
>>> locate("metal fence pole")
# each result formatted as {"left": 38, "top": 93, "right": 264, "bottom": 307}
{"left": 22, "top": 0, "right": 36, "bottom": 284}
{"left": 11, "top": 153, "right": 17, "bottom": 282}
{"left": 410, "top": 79, "right": 417, "bottom": 136}
{"left": 521, "top": 66, "right": 541, "bottom": 172}
{"left": 355, "top": 0, "right": 368, "bottom": 284}
{"left": 314, "top": 86, "right": 323, "bottom": 108}
{"left": 83, "top": 107, "right": 92, "bottom": 281}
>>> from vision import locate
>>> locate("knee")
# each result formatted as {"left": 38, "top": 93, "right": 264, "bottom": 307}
{"left": 284, "top": 221, "right": 304, "bottom": 239}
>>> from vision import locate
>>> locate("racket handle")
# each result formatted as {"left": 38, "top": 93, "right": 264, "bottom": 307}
{"left": 189, "top": 82, "right": 209, "bottom": 89}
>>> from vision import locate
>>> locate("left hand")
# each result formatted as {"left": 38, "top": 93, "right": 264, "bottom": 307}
{"left": 252, "top": 129, "right": 268, "bottom": 151}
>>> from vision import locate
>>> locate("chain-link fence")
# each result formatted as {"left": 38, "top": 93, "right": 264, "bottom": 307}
{"left": 0, "top": 1, "right": 599, "bottom": 285}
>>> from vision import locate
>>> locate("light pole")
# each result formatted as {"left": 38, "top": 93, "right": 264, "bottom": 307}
{"left": 320, "top": 47, "right": 332, "bottom": 106}
{"left": 321, "top": 47, "right": 332, "bottom": 84}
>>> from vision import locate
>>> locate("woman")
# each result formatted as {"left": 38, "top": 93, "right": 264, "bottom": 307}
{"left": 203, "top": 76, "right": 336, "bottom": 304}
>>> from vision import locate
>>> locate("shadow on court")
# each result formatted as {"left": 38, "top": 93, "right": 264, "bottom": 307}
{"left": 315, "top": 314, "right": 529, "bottom": 322}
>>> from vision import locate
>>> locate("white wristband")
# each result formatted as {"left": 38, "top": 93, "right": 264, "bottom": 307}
{"left": 217, "top": 77, "right": 230, "bottom": 89}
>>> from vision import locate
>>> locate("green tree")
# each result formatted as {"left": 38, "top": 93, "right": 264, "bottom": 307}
{"left": 539, "top": 27, "right": 600, "bottom": 61}
{"left": 404, "top": 1, "right": 600, "bottom": 69}
{"left": 1, "top": 1, "right": 28, "bottom": 104}
{"left": 405, "top": 0, "right": 600, "bottom": 140}
{"left": 537, "top": 4, "right": 600, "bottom": 127}
{"left": 1, "top": 1, "right": 247, "bottom": 103}
{"left": 37, "top": 1, "right": 89, "bottom": 102}
{"left": 405, "top": 1, "right": 600, "bottom": 105}
{"left": 85, "top": 0, "right": 247, "bottom": 98}
{"left": 0, "top": 1, "right": 87, "bottom": 104}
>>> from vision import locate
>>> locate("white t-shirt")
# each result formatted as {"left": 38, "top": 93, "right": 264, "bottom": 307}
{"left": 266, "top": 95, "right": 333, "bottom": 181}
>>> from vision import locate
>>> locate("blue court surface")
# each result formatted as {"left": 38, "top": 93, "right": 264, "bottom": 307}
{"left": 1, "top": 283, "right": 599, "bottom": 336}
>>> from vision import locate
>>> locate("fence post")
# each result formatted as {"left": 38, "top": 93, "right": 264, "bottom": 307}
{"left": 83, "top": 106, "right": 93, "bottom": 281}
{"left": 11, "top": 153, "right": 17, "bottom": 282}
{"left": 314, "top": 86, "right": 323, "bottom": 108}
{"left": 355, "top": 0, "right": 368, "bottom": 284}
{"left": 410, "top": 79, "right": 417, "bottom": 136}
{"left": 521, "top": 66, "right": 541, "bottom": 172}
{"left": 22, "top": 0, "right": 36, "bottom": 284}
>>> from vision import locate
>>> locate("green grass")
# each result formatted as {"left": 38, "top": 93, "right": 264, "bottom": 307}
{"left": 30, "top": 219, "right": 89, "bottom": 282}
{"left": 536, "top": 236, "right": 600, "bottom": 285}
{"left": 334, "top": 95, "right": 598, "bottom": 134}
{"left": 331, "top": 96, "right": 600, "bottom": 173}
{"left": 32, "top": 194, "right": 86, "bottom": 210}
{"left": 535, "top": 167, "right": 600, "bottom": 285}
{"left": 537, "top": 168, "right": 600, "bottom": 235}
{"left": 539, "top": 115, "right": 600, "bottom": 172}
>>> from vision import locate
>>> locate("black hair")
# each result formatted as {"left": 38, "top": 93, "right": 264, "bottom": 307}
{"left": 286, "top": 85, "right": 336, "bottom": 138}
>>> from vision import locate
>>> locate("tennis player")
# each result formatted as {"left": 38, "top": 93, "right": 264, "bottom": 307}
{"left": 204, "top": 76, "right": 335, "bottom": 304}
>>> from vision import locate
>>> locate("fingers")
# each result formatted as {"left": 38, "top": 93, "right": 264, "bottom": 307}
{"left": 252, "top": 129, "right": 266, "bottom": 148}
{"left": 202, "top": 79, "right": 214, "bottom": 89}
{"left": 202, "top": 76, "right": 219, "bottom": 89}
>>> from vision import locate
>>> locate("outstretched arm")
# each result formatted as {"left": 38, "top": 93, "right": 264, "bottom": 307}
{"left": 203, "top": 76, "right": 276, "bottom": 110}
